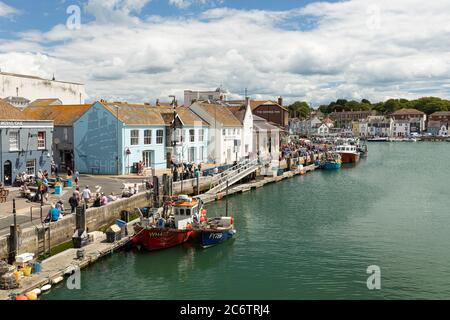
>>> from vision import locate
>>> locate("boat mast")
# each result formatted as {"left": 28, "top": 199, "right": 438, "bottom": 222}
{"left": 226, "top": 180, "right": 229, "bottom": 217}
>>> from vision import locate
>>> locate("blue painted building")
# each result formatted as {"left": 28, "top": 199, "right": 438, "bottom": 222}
{"left": 74, "top": 101, "right": 167, "bottom": 175}
{"left": 0, "top": 100, "right": 53, "bottom": 186}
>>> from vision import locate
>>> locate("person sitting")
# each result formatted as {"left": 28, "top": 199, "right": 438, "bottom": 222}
{"left": 45, "top": 204, "right": 60, "bottom": 223}
{"left": 55, "top": 200, "right": 65, "bottom": 215}
{"left": 107, "top": 192, "right": 117, "bottom": 202}
{"left": 21, "top": 183, "right": 31, "bottom": 199}
{"left": 100, "top": 193, "right": 109, "bottom": 206}
{"left": 93, "top": 193, "right": 102, "bottom": 207}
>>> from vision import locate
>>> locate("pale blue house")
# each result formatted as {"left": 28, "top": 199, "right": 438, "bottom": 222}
{"left": 74, "top": 101, "right": 167, "bottom": 175}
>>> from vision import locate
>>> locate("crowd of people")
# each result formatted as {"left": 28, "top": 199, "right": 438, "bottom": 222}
{"left": 172, "top": 162, "right": 202, "bottom": 182}
{"left": 279, "top": 139, "right": 331, "bottom": 162}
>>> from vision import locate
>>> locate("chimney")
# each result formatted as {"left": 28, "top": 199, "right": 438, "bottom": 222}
{"left": 245, "top": 96, "right": 250, "bottom": 107}
{"left": 278, "top": 96, "right": 283, "bottom": 106}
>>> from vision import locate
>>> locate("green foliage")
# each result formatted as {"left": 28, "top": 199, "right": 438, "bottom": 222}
{"left": 288, "top": 101, "right": 312, "bottom": 119}
{"left": 316, "top": 97, "right": 450, "bottom": 115}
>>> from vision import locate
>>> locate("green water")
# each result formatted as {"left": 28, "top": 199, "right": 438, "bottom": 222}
{"left": 44, "top": 143, "right": 450, "bottom": 300}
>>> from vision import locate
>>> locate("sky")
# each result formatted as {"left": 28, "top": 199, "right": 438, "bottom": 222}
{"left": 0, "top": 0, "right": 449, "bottom": 106}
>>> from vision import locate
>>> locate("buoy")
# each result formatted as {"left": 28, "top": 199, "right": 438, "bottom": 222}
{"left": 15, "top": 295, "right": 28, "bottom": 301}
{"left": 32, "top": 288, "right": 42, "bottom": 296}
{"left": 52, "top": 276, "right": 64, "bottom": 285}
{"left": 41, "top": 284, "right": 52, "bottom": 292}
{"left": 26, "top": 291, "right": 38, "bottom": 301}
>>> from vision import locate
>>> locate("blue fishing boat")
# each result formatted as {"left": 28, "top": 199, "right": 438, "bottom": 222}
{"left": 199, "top": 217, "right": 236, "bottom": 248}
{"left": 320, "top": 152, "right": 342, "bottom": 170}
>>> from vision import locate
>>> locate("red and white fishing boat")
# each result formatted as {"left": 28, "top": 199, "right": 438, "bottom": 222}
{"left": 132, "top": 195, "right": 205, "bottom": 251}
{"left": 335, "top": 144, "right": 360, "bottom": 163}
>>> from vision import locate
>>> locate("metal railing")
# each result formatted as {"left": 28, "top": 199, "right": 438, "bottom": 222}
{"left": 206, "top": 159, "right": 261, "bottom": 195}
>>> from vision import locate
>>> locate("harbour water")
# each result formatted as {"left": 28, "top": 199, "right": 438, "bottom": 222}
{"left": 44, "top": 143, "right": 450, "bottom": 300}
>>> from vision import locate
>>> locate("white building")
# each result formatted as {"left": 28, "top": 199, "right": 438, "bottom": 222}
{"left": 184, "top": 88, "right": 227, "bottom": 107}
{"left": 367, "top": 116, "right": 393, "bottom": 137}
{"left": 0, "top": 72, "right": 87, "bottom": 105}
{"left": 190, "top": 101, "right": 251, "bottom": 164}
{"left": 391, "top": 109, "right": 426, "bottom": 136}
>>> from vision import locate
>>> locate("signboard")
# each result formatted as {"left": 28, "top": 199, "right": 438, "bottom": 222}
{"left": 0, "top": 121, "right": 23, "bottom": 127}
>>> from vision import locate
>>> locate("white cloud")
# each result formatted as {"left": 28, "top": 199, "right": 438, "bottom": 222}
{"left": 169, "top": 0, "right": 224, "bottom": 10}
{"left": 0, "top": 1, "right": 18, "bottom": 17}
{"left": 1, "top": 0, "right": 450, "bottom": 105}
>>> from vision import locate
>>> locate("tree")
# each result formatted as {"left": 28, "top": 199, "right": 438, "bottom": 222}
{"left": 288, "top": 101, "right": 311, "bottom": 119}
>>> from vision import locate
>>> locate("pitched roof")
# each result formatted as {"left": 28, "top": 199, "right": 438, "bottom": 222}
{"left": 392, "top": 108, "right": 425, "bottom": 115}
{"left": 250, "top": 100, "right": 288, "bottom": 112}
{"left": 23, "top": 104, "right": 91, "bottom": 125}
{"left": 253, "top": 115, "right": 280, "bottom": 131}
{"left": 0, "top": 99, "right": 26, "bottom": 120}
{"left": 99, "top": 102, "right": 166, "bottom": 126}
{"left": 193, "top": 102, "right": 242, "bottom": 127}
{"left": 430, "top": 111, "right": 450, "bottom": 117}
{"left": 0, "top": 71, "right": 84, "bottom": 85}
{"left": 227, "top": 105, "right": 247, "bottom": 123}
{"left": 29, "top": 98, "right": 62, "bottom": 107}
{"left": 156, "top": 106, "right": 209, "bottom": 126}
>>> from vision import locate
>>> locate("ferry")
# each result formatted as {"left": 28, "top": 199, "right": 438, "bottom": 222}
{"left": 132, "top": 195, "right": 203, "bottom": 251}
{"left": 335, "top": 144, "right": 360, "bottom": 163}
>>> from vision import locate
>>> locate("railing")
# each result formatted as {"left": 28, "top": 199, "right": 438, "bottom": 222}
{"left": 206, "top": 159, "right": 261, "bottom": 195}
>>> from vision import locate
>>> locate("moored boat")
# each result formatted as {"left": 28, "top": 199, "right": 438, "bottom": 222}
{"left": 199, "top": 217, "right": 236, "bottom": 248}
{"left": 367, "top": 137, "right": 389, "bottom": 142}
{"left": 335, "top": 144, "right": 360, "bottom": 163}
{"left": 320, "top": 152, "right": 342, "bottom": 170}
{"left": 132, "top": 195, "right": 203, "bottom": 251}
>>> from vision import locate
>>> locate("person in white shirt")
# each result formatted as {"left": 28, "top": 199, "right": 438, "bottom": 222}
{"left": 82, "top": 186, "right": 92, "bottom": 207}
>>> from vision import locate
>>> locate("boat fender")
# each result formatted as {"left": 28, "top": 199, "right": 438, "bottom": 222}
{"left": 32, "top": 288, "right": 42, "bottom": 296}
{"left": 231, "top": 217, "right": 234, "bottom": 225}
{"left": 41, "top": 284, "right": 52, "bottom": 292}
{"left": 52, "top": 276, "right": 64, "bottom": 285}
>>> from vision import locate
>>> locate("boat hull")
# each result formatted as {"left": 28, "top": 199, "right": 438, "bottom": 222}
{"left": 132, "top": 227, "right": 194, "bottom": 251}
{"left": 339, "top": 152, "right": 360, "bottom": 164}
{"left": 321, "top": 162, "right": 342, "bottom": 170}
{"left": 200, "top": 229, "right": 236, "bottom": 248}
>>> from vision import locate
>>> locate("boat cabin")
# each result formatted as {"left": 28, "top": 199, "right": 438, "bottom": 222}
{"left": 173, "top": 195, "right": 200, "bottom": 229}
{"left": 335, "top": 145, "right": 358, "bottom": 154}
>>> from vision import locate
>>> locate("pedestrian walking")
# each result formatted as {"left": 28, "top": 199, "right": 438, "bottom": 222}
{"left": 82, "top": 185, "right": 92, "bottom": 208}
{"left": 69, "top": 193, "right": 79, "bottom": 214}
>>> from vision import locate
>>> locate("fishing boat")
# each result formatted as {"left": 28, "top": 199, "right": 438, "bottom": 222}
{"left": 320, "top": 152, "right": 342, "bottom": 170}
{"left": 132, "top": 195, "right": 203, "bottom": 251}
{"left": 198, "top": 217, "right": 236, "bottom": 248}
{"left": 196, "top": 181, "right": 236, "bottom": 248}
{"left": 335, "top": 144, "right": 360, "bottom": 163}
{"left": 358, "top": 143, "right": 368, "bottom": 157}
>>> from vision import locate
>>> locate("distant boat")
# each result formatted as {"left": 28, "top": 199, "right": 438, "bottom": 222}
{"left": 367, "top": 137, "right": 389, "bottom": 142}
{"left": 335, "top": 145, "right": 360, "bottom": 163}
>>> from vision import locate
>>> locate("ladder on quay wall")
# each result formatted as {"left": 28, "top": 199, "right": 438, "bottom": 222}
{"left": 205, "top": 159, "right": 261, "bottom": 195}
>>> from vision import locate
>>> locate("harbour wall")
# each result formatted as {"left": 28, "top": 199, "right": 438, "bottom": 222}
{"left": 0, "top": 176, "right": 216, "bottom": 260}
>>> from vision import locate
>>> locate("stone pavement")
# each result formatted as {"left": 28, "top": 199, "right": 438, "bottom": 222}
{"left": 0, "top": 174, "right": 148, "bottom": 237}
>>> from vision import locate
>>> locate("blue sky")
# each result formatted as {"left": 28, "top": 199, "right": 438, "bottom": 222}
{"left": 1, "top": 0, "right": 323, "bottom": 37}
{"left": 0, "top": 0, "right": 449, "bottom": 105}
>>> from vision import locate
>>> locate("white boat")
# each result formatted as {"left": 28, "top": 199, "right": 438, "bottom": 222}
{"left": 367, "top": 137, "right": 389, "bottom": 142}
